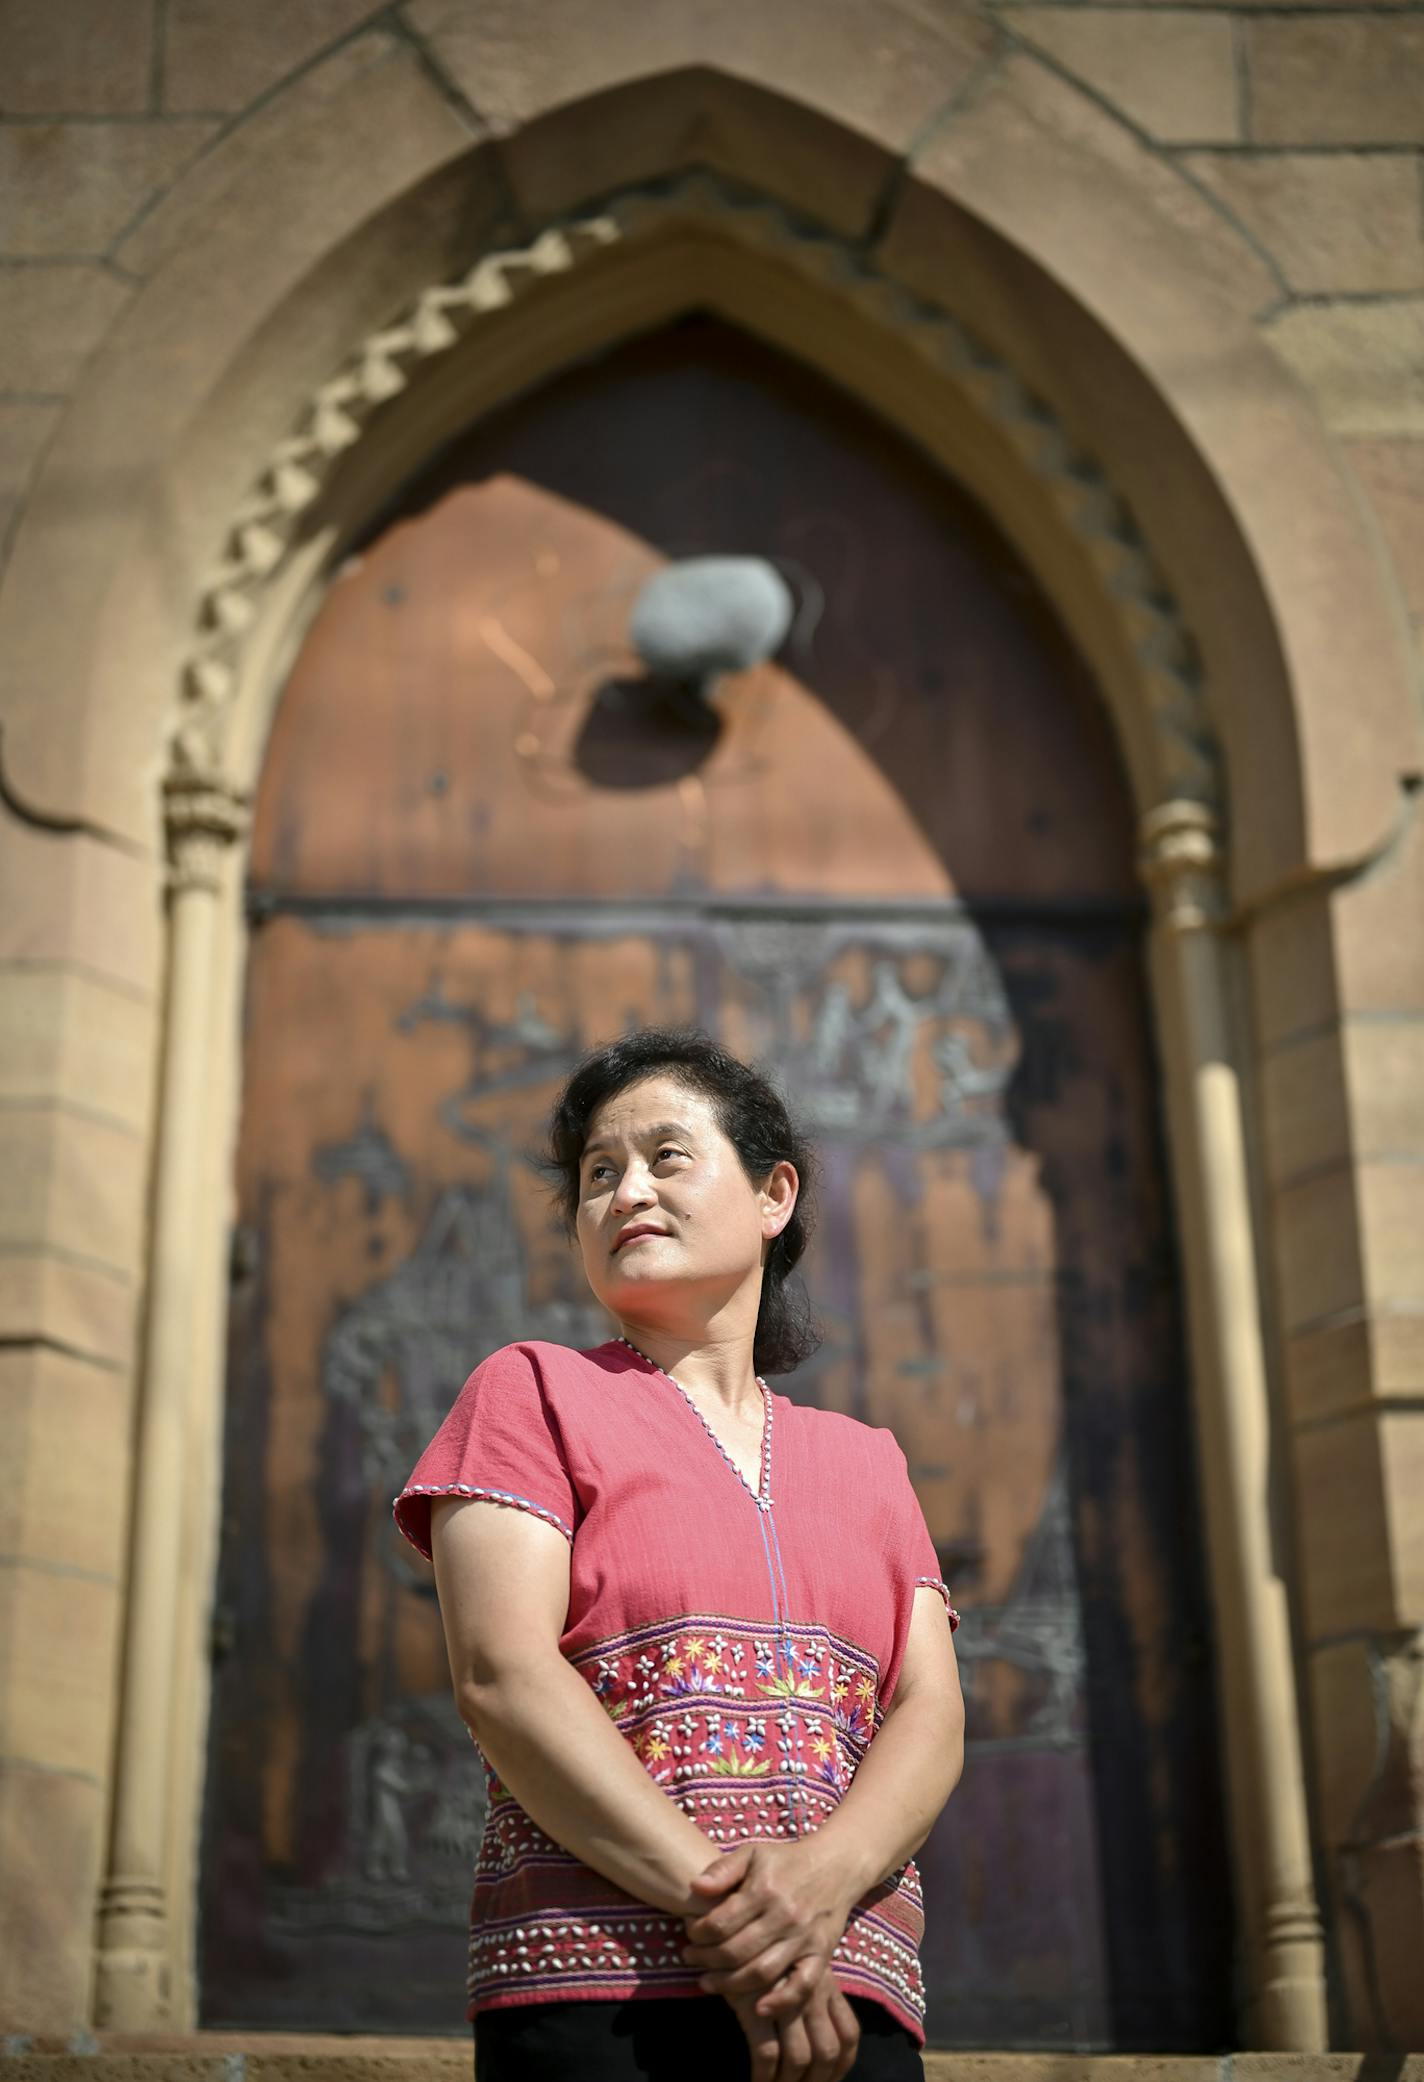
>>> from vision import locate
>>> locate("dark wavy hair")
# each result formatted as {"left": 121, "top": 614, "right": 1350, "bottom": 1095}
{"left": 534, "top": 1025, "right": 823, "bottom": 1377}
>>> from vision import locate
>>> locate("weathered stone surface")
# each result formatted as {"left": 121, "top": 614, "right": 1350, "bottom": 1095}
{"left": 1258, "top": 1026, "right": 1351, "bottom": 1191}
{"left": 1292, "top": 1408, "right": 1393, "bottom": 1636}
{"left": 1284, "top": 1309, "right": 1424, "bottom": 1428}
{"left": 0, "top": 120, "right": 218, "bottom": 259}
{"left": 0, "top": 1106, "right": 148, "bottom": 1277}
{"left": 1307, "top": 1637, "right": 1385, "bottom": 1849}
{"left": 1344, "top": 438, "right": 1424, "bottom": 620}
{"left": 116, "top": 33, "right": 434, "bottom": 277}
{"left": 406, "top": 0, "right": 995, "bottom": 235}
{"left": 0, "top": 965, "right": 157, "bottom": 1132}
{"left": 1246, "top": 17, "right": 1424, "bottom": 147}
{"left": 1333, "top": 791, "right": 1424, "bottom": 1016}
{"left": 1248, "top": 891, "right": 1336, "bottom": 1056}
{"left": 0, "top": 399, "right": 62, "bottom": 548}
{"left": 0, "top": 265, "right": 130, "bottom": 392}
{"left": 1266, "top": 299, "right": 1424, "bottom": 439}
{"left": 0, "top": 1760, "right": 102, "bottom": 2033}
{"left": 0, "top": 33, "right": 481, "bottom": 844}
{"left": 0, "top": 1347, "right": 131, "bottom": 1579}
{"left": 162, "top": 0, "right": 382, "bottom": 114}
{"left": 0, "top": 1250, "right": 138, "bottom": 1369}
{"left": 1260, "top": 1018, "right": 1424, "bottom": 1191}
{"left": 0, "top": 823, "right": 162, "bottom": 997}
{"left": 1273, "top": 1160, "right": 1424, "bottom": 1336}
{"left": 0, "top": 1560, "right": 122, "bottom": 1778}
{"left": 1382, "top": 1415, "right": 1424, "bottom": 1617}
{"left": 0, "top": 0, "right": 153, "bottom": 115}
{"left": 1182, "top": 151, "right": 1424, "bottom": 298}
{"left": 1006, "top": 9, "right": 1240, "bottom": 143}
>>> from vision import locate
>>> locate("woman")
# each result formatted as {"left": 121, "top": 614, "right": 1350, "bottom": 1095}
{"left": 393, "top": 1027, "right": 965, "bottom": 2080}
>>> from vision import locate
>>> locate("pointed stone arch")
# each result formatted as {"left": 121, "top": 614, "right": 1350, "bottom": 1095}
{"left": 3, "top": 43, "right": 1410, "bottom": 2050}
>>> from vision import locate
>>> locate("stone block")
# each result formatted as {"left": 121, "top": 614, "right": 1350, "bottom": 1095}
{"left": 1234, "top": 2060, "right": 1424, "bottom": 2082}
{"left": 1273, "top": 1163, "right": 1364, "bottom": 1335}
{"left": 1333, "top": 801, "right": 1424, "bottom": 1016}
{"left": 1182, "top": 151, "right": 1424, "bottom": 297}
{"left": 0, "top": 0, "right": 154, "bottom": 115}
{"left": 879, "top": 51, "right": 1275, "bottom": 334}
{"left": 1283, "top": 1308, "right": 1424, "bottom": 1428}
{"left": 1381, "top": 1409, "right": 1424, "bottom": 1620}
{"left": 0, "top": 264, "right": 130, "bottom": 393}
{"left": 0, "top": 1346, "right": 131, "bottom": 1580}
{"left": 0, "top": 121, "right": 218, "bottom": 260}
{"left": 0, "top": 823, "right": 162, "bottom": 998}
{"left": 1247, "top": 889, "right": 1336, "bottom": 1055}
{"left": 1258, "top": 1026, "right": 1350, "bottom": 1191}
{"left": 1351, "top": 1834, "right": 1424, "bottom": 2052}
{"left": 406, "top": 0, "right": 995, "bottom": 236}
{"left": 1260, "top": 1018, "right": 1424, "bottom": 1191}
{"left": 0, "top": 1105, "right": 148, "bottom": 1279}
{"left": 116, "top": 33, "right": 438, "bottom": 277}
{"left": 0, "top": 964, "right": 158, "bottom": 1133}
{"left": 1273, "top": 1160, "right": 1424, "bottom": 1335}
{"left": 1291, "top": 1408, "right": 1393, "bottom": 1637}
{"left": 0, "top": 1558, "right": 122, "bottom": 1777}
{"left": 1344, "top": 438, "right": 1424, "bottom": 620}
{"left": 0, "top": 399, "right": 62, "bottom": 546}
{"left": 1246, "top": 17, "right": 1424, "bottom": 147}
{"left": 1006, "top": 10, "right": 1240, "bottom": 144}
{"left": 2, "top": 963, "right": 158, "bottom": 1125}
{"left": 1307, "top": 1637, "right": 1382, "bottom": 1850}
{"left": 0, "top": 1758, "right": 102, "bottom": 2033}
{"left": 0, "top": 1251, "right": 138, "bottom": 1368}
{"left": 163, "top": 0, "right": 382, "bottom": 114}
{"left": 1265, "top": 299, "right": 1424, "bottom": 439}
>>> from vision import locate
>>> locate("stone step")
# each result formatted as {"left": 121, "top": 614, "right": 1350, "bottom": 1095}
{"left": 3, "top": 2043, "right": 1421, "bottom": 2082}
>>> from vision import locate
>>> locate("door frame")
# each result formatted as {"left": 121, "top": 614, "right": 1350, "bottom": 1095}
{"left": 100, "top": 176, "right": 1332, "bottom": 2046}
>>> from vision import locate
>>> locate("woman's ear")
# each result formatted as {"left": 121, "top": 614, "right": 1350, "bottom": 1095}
{"left": 761, "top": 1157, "right": 795, "bottom": 1232}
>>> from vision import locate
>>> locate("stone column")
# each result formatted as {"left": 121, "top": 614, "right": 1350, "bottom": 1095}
{"left": 1140, "top": 800, "right": 1328, "bottom": 2052}
{"left": 94, "top": 763, "right": 248, "bottom": 2029}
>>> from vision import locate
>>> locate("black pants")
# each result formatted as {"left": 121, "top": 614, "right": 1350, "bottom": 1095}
{"left": 473, "top": 1992, "right": 924, "bottom": 2079}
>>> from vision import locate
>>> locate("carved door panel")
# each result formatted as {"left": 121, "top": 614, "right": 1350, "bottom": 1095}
{"left": 200, "top": 321, "right": 1231, "bottom": 2044}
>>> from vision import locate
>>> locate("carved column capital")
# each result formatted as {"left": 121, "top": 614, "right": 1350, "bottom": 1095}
{"left": 162, "top": 764, "right": 249, "bottom": 896}
{"left": 1139, "top": 799, "right": 1227, "bottom": 933}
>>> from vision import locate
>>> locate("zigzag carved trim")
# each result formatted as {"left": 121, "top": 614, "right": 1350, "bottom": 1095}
{"left": 179, "top": 172, "right": 1219, "bottom": 808}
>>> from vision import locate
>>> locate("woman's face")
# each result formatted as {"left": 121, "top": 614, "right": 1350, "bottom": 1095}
{"left": 574, "top": 1072, "right": 796, "bottom": 1329}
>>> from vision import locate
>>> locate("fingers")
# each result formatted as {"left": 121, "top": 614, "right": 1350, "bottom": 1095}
{"left": 753, "top": 1952, "right": 823, "bottom": 2016}
{"left": 689, "top": 1843, "right": 753, "bottom": 1896}
{"left": 772, "top": 2010, "right": 814, "bottom": 2082}
{"left": 827, "top": 1986, "right": 860, "bottom": 2080}
{"left": 697, "top": 1935, "right": 807, "bottom": 2001}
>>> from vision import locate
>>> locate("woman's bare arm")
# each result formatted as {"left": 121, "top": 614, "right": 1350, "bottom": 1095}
{"left": 429, "top": 1492, "right": 731, "bottom": 1916}
{"left": 811, "top": 1583, "right": 966, "bottom": 1894}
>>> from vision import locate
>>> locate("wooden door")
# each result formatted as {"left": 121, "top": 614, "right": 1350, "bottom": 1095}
{"left": 199, "top": 319, "right": 1233, "bottom": 2045}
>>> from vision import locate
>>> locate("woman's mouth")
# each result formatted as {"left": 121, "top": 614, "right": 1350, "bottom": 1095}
{"left": 615, "top": 1228, "right": 667, "bottom": 1252}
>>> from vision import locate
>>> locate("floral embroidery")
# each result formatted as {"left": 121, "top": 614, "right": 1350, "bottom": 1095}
{"left": 464, "top": 1612, "right": 925, "bottom": 2020}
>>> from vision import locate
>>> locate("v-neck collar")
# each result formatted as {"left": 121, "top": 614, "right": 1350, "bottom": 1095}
{"left": 608, "top": 1337, "right": 775, "bottom": 1512}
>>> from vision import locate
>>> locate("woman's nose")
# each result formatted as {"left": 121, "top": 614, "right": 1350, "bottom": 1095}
{"left": 610, "top": 1166, "right": 656, "bottom": 1209}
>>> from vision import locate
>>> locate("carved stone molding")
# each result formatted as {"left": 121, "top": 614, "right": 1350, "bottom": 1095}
{"left": 162, "top": 763, "right": 250, "bottom": 897}
{"left": 1139, "top": 799, "right": 1229, "bottom": 934}
{"left": 178, "top": 172, "right": 1222, "bottom": 819}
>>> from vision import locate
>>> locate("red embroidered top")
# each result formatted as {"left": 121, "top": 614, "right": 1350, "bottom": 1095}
{"left": 392, "top": 1336, "right": 960, "bottom": 2046}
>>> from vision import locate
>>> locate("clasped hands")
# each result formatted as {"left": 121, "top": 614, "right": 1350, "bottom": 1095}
{"left": 679, "top": 1836, "right": 863, "bottom": 2081}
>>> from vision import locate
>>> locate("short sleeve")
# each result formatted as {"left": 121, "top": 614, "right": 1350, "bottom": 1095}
{"left": 879, "top": 1432, "right": 961, "bottom": 1708}
{"left": 392, "top": 1342, "right": 579, "bottom": 1561}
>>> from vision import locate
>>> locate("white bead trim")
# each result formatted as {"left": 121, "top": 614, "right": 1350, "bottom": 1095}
{"left": 393, "top": 1483, "right": 575, "bottom": 1556}
{"left": 615, "top": 1334, "right": 773, "bottom": 1509}
{"left": 914, "top": 1575, "right": 962, "bottom": 1631}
